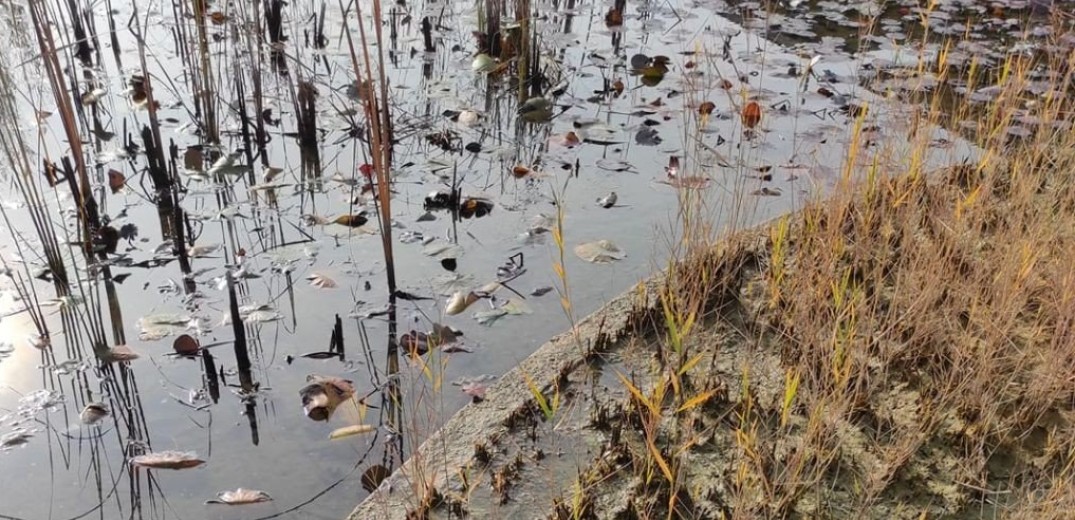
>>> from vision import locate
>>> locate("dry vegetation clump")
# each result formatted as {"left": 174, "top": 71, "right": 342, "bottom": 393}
{"left": 559, "top": 42, "right": 1075, "bottom": 520}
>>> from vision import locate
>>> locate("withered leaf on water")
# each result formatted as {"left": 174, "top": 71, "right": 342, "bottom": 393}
{"left": 329, "top": 424, "right": 376, "bottom": 440}
{"left": 300, "top": 375, "right": 355, "bottom": 421}
{"left": 445, "top": 291, "right": 481, "bottom": 315}
{"left": 173, "top": 334, "right": 200, "bottom": 356}
{"left": 742, "top": 101, "right": 762, "bottom": 129}
{"left": 334, "top": 213, "right": 369, "bottom": 227}
{"left": 80, "top": 403, "right": 109, "bottom": 425}
{"left": 459, "top": 198, "right": 494, "bottom": 219}
{"left": 108, "top": 169, "right": 125, "bottom": 194}
{"left": 300, "top": 351, "right": 340, "bottom": 360}
{"left": 307, "top": 272, "right": 337, "bottom": 289}
{"left": 752, "top": 187, "right": 782, "bottom": 197}
{"left": 575, "top": 240, "right": 627, "bottom": 263}
{"left": 99, "top": 344, "right": 140, "bottom": 363}
{"left": 595, "top": 159, "right": 635, "bottom": 172}
{"left": 131, "top": 451, "right": 205, "bottom": 470}
{"left": 207, "top": 489, "right": 273, "bottom": 505}
{"left": 530, "top": 286, "right": 554, "bottom": 297}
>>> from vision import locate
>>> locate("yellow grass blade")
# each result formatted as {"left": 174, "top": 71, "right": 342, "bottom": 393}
{"left": 676, "top": 389, "right": 719, "bottom": 414}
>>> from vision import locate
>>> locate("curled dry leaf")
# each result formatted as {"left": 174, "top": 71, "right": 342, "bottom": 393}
{"left": 575, "top": 240, "right": 627, "bottom": 263}
{"left": 131, "top": 451, "right": 205, "bottom": 470}
{"left": 173, "top": 334, "right": 200, "bottom": 356}
{"left": 307, "top": 272, "right": 337, "bottom": 289}
{"left": 207, "top": 488, "right": 273, "bottom": 505}
{"left": 300, "top": 375, "right": 355, "bottom": 421}
{"left": 108, "top": 169, "right": 125, "bottom": 194}
{"left": 329, "top": 424, "right": 376, "bottom": 440}
{"left": 742, "top": 101, "right": 762, "bottom": 129}
{"left": 334, "top": 213, "right": 369, "bottom": 227}
{"left": 445, "top": 291, "right": 481, "bottom": 315}
{"left": 80, "top": 403, "right": 109, "bottom": 425}
{"left": 100, "top": 344, "right": 140, "bottom": 363}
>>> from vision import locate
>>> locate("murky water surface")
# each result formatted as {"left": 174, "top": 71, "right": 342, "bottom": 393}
{"left": 0, "top": 0, "right": 1068, "bottom": 518}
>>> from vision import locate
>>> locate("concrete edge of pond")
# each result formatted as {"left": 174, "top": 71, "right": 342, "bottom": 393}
{"left": 348, "top": 228, "right": 766, "bottom": 520}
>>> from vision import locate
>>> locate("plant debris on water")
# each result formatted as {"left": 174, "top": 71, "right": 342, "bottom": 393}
{"left": 1, "top": 0, "right": 1073, "bottom": 516}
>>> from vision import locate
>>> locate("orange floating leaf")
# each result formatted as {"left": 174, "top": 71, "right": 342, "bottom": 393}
{"left": 742, "top": 101, "right": 762, "bottom": 129}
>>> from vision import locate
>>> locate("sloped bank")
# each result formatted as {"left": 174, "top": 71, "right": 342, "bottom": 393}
{"left": 350, "top": 225, "right": 765, "bottom": 517}
{"left": 353, "top": 144, "right": 1075, "bottom": 518}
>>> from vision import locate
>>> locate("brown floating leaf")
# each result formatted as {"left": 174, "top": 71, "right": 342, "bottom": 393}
{"left": 108, "top": 169, "right": 125, "bottom": 194}
{"left": 208, "top": 11, "right": 228, "bottom": 25}
{"left": 604, "top": 5, "right": 623, "bottom": 26}
{"left": 329, "top": 424, "right": 376, "bottom": 440}
{"left": 300, "top": 375, "right": 355, "bottom": 421}
{"left": 511, "top": 165, "right": 531, "bottom": 178}
{"left": 459, "top": 198, "right": 494, "bottom": 219}
{"left": 698, "top": 101, "right": 716, "bottom": 116}
{"left": 131, "top": 451, "right": 205, "bottom": 470}
{"left": 742, "top": 101, "right": 762, "bottom": 129}
{"left": 207, "top": 488, "right": 273, "bottom": 505}
{"left": 334, "top": 213, "right": 369, "bottom": 227}
{"left": 173, "top": 334, "right": 200, "bottom": 356}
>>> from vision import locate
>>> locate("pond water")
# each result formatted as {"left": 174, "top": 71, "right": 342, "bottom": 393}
{"left": 0, "top": 0, "right": 1066, "bottom": 518}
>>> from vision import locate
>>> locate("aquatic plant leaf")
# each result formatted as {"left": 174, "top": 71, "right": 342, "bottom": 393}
{"left": 596, "top": 159, "right": 635, "bottom": 172}
{"left": 131, "top": 451, "right": 205, "bottom": 470}
{"left": 574, "top": 240, "right": 627, "bottom": 263}
{"left": 207, "top": 489, "right": 273, "bottom": 505}
{"left": 433, "top": 273, "right": 476, "bottom": 295}
{"left": 1, "top": 430, "right": 33, "bottom": 449}
{"left": 99, "top": 344, "right": 140, "bottom": 363}
{"left": 423, "top": 243, "right": 464, "bottom": 260}
{"left": 173, "top": 334, "right": 200, "bottom": 356}
{"left": 472, "top": 53, "right": 497, "bottom": 72}
{"left": 446, "top": 291, "right": 481, "bottom": 315}
{"left": 334, "top": 213, "right": 369, "bottom": 227}
{"left": 530, "top": 286, "right": 554, "bottom": 297}
{"left": 244, "top": 309, "right": 283, "bottom": 324}
{"left": 307, "top": 272, "right": 337, "bottom": 289}
{"left": 108, "top": 169, "right": 125, "bottom": 193}
{"left": 80, "top": 403, "right": 109, "bottom": 425}
{"left": 580, "top": 124, "right": 625, "bottom": 145}
{"left": 329, "top": 424, "right": 376, "bottom": 439}
{"left": 188, "top": 243, "right": 220, "bottom": 258}
{"left": 473, "top": 308, "right": 507, "bottom": 325}
{"left": 300, "top": 375, "right": 355, "bottom": 421}
{"left": 742, "top": 101, "right": 762, "bottom": 129}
